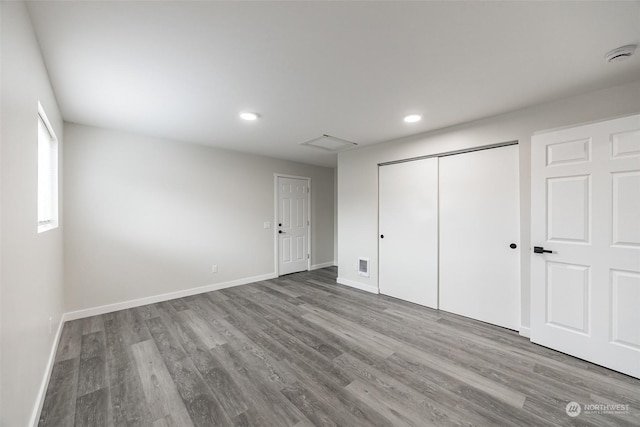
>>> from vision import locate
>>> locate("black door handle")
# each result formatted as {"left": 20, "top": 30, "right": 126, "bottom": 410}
{"left": 510, "top": 243, "right": 517, "bottom": 249}
{"left": 534, "top": 246, "right": 552, "bottom": 254}
{"left": 380, "top": 234, "right": 384, "bottom": 239}
{"left": 279, "top": 230, "right": 284, "bottom": 234}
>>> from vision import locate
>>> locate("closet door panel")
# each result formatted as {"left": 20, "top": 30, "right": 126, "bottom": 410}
{"left": 379, "top": 158, "right": 439, "bottom": 308}
{"left": 439, "top": 145, "right": 520, "bottom": 330}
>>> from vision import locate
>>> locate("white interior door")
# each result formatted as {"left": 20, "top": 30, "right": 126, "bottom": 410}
{"left": 531, "top": 114, "right": 640, "bottom": 379}
{"left": 278, "top": 176, "right": 309, "bottom": 276}
{"left": 439, "top": 145, "right": 521, "bottom": 330}
{"left": 379, "top": 158, "right": 439, "bottom": 308}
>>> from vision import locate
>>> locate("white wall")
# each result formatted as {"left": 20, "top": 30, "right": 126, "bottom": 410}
{"left": 0, "top": 2, "right": 65, "bottom": 425}
{"left": 338, "top": 79, "right": 640, "bottom": 331}
{"left": 64, "top": 123, "right": 334, "bottom": 313}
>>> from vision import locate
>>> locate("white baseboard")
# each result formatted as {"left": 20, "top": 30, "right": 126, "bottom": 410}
{"left": 310, "top": 262, "right": 334, "bottom": 271}
{"left": 62, "top": 272, "right": 278, "bottom": 322}
{"left": 30, "top": 316, "right": 65, "bottom": 427}
{"left": 519, "top": 326, "right": 531, "bottom": 338}
{"left": 337, "top": 277, "right": 379, "bottom": 294}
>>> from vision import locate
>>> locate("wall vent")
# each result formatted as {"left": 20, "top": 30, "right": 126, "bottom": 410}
{"left": 358, "top": 257, "right": 370, "bottom": 277}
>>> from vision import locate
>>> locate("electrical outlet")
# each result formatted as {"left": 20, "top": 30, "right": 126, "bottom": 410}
{"left": 211, "top": 264, "right": 218, "bottom": 273}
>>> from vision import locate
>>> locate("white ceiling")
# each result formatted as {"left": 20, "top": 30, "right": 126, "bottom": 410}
{"left": 27, "top": 1, "right": 640, "bottom": 168}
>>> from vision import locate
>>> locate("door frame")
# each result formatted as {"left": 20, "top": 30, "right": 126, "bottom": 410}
{"left": 274, "top": 173, "right": 312, "bottom": 276}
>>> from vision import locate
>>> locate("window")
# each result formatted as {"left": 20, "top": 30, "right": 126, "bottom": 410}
{"left": 37, "top": 102, "right": 58, "bottom": 233}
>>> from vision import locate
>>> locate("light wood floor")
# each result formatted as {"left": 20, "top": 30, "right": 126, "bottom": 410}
{"left": 39, "top": 267, "right": 640, "bottom": 426}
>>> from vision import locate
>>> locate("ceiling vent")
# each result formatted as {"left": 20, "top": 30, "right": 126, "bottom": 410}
{"left": 300, "top": 134, "right": 358, "bottom": 152}
{"left": 605, "top": 44, "right": 636, "bottom": 63}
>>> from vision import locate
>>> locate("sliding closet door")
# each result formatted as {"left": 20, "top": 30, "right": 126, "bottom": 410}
{"left": 379, "top": 158, "right": 438, "bottom": 308}
{"left": 439, "top": 145, "right": 520, "bottom": 329}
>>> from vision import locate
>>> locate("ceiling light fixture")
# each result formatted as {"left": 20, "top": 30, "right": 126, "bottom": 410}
{"left": 605, "top": 44, "right": 636, "bottom": 63}
{"left": 404, "top": 114, "right": 422, "bottom": 123}
{"left": 240, "top": 112, "right": 259, "bottom": 121}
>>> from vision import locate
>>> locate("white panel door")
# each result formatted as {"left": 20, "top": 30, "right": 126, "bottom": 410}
{"left": 379, "top": 158, "right": 438, "bottom": 308}
{"left": 531, "top": 114, "right": 640, "bottom": 379}
{"left": 278, "top": 177, "right": 309, "bottom": 275}
{"left": 439, "top": 145, "right": 520, "bottom": 330}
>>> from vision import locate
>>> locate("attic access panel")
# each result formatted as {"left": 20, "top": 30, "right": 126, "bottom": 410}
{"left": 300, "top": 134, "right": 357, "bottom": 152}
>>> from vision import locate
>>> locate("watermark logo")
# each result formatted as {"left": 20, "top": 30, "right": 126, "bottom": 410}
{"left": 566, "top": 401, "right": 581, "bottom": 417}
{"left": 565, "top": 401, "right": 630, "bottom": 417}
{"left": 583, "top": 403, "right": 630, "bottom": 415}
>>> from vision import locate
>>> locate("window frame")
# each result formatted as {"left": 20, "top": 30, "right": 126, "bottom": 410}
{"left": 37, "top": 102, "right": 59, "bottom": 233}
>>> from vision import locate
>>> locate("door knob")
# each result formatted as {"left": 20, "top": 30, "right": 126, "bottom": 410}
{"left": 380, "top": 234, "right": 384, "bottom": 239}
{"left": 510, "top": 243, "right": 517, "bottom": 249}
{"left": 279, "top": 230, "right": 285, "bottom": 234}
{"left": 533, "top": 246, "right": 552, "bottom": 254}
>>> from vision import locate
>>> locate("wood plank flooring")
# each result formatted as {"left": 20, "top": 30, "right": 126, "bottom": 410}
{"left": 39, "top": 267, "right": 640, "bottom": 426}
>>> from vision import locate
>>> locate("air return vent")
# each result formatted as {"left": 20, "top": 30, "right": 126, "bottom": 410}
{"left": 358, "top": 258, "right": 370, "bottom": 277}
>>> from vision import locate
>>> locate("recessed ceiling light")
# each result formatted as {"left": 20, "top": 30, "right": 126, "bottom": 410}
{"left": 240, "top": 112, "right": 259, "bottom": 121}
{"left": 404, "top": 114, "right": 422, "bottom": 123}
